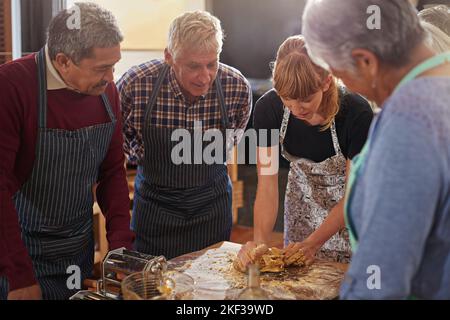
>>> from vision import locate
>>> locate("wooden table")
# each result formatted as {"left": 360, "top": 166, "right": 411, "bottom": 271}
{"left": 169, "top": 242, "right": 348, "bottom": 300}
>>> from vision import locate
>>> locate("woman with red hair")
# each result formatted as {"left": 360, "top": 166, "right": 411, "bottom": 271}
{"left": 238, "top": 35, "right": 373, "bottom": 268}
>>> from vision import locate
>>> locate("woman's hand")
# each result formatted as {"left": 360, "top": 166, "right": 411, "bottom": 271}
{"left": 284, "top": 240, "right": 322, "bottom": 266}
{"left": 236, "top": 241, "right": 268, "bottom": 272}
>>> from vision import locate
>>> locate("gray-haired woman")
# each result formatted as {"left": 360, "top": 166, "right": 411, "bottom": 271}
{"left": 302, "top": 0, "right": 450, "bottom": 299}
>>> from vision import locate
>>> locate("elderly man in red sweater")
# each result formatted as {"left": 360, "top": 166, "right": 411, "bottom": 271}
{"left": 0, "top": 3, "right": 134, "bottom": 300}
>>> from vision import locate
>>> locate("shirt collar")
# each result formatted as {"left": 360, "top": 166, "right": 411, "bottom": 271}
{"left": 44, "top": 46, "right": 68, "bottom": 90}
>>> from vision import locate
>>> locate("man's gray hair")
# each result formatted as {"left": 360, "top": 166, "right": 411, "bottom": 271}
{"left": 421, "top": 21, "right": 450, "bottom": 54}
{"left": 302, "top": 0, "right": 426, "bottom": 73}
{"left": 419, "top": 5, "right": 450, "bottom": 37}
{"left": 47, "top": 2, "right": 123, "bottom": 63}
{"left": 167, "top": 10, "right": 224, "bottom": 60}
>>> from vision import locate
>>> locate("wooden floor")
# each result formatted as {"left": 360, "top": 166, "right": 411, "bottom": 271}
{"left": 230, "top": 225, "right": 284, "bottom": 248}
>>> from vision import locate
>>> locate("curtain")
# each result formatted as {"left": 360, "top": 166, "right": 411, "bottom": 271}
{"left": 20, "top": 0, "right": 53, "bottom": 54}
{"left": 0, "top": 0, "right": 12, "bottom": 63}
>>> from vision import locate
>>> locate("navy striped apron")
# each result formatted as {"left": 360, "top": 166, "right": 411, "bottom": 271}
{"left": 0, "top": 48, "right": 116, "bottom": 300}
{"left": 132, "top": 64, "right": 232, "bottom": 259}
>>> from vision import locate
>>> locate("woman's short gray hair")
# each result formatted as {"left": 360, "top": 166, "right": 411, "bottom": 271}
{"left": 302, "top": 0, "right": 426, "bottom": 73}
{"left": 167, "top": 10, "right": 224, "bottom": 60}
{"left": 47, "top": 2, "right": 123, "bottom": 63}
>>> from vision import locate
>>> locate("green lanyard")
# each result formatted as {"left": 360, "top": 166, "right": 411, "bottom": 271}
{"left": 395, "top": 52, "right": 450, "bottom": 93}
{"left": 344, "top": 52, "right": 450, "bottom": 252}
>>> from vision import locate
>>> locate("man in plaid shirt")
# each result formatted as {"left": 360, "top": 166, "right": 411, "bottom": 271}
{"left": 117, "top": 11, "right": 252, "bottom": 259}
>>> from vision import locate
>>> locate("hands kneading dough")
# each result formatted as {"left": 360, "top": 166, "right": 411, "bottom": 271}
{"left": 234, "top": 244, "right": 307, "bottom": 273}
{"left": 234, "top": 243, "right": 268, "bottom": 272}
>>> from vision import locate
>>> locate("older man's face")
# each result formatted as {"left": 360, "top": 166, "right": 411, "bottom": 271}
{"left": 64, "top": 45, "right": 121, "bottom": 96}
{"left": 168, "top": 49, "right": 219, "bottom": 101}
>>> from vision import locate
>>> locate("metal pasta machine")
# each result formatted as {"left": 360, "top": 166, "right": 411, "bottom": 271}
{"left": 70, "top": 247, "right": 167, "bottom": 300}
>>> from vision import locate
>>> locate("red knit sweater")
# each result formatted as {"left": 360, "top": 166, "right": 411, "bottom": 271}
{"left": 0, "top": 54, "right": 134, "bottom": 291}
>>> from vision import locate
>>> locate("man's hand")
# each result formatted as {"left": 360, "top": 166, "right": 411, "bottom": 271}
{"left": 8, "top": 284, "right": 42, "bottom": 300}
{"left": 284, "top": 240, "right": 321, "bottom": 266}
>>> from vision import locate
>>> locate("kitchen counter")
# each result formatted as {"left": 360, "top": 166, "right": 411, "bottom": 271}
{"left": 170, "top": 241, "right": 348, "bottom": 300}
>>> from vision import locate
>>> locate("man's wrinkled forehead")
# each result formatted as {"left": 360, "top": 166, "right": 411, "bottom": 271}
{"left": 176, "top": 49, "right": 219, "bottom": 65}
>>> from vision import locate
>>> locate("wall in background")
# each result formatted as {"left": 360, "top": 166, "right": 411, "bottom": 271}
{"left": 115, "top": 50, "right": 162, "bottom": 81}
{"left": 207, "top": 0, "right": 306, "bottom": 79}
{"left": 20, "top": 0, "right": 53, "bottom": 55}
{"left": 67, "top": 0, "right": 206, "bottom": 79}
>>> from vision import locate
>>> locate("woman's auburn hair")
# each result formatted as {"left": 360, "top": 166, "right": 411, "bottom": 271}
{"left": 272, "top": 35, "right": 339, "bottom": 131}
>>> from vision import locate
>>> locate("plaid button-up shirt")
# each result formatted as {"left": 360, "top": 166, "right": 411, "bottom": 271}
{"left": 117, "top": 59, "right": 252, "bottom": 165}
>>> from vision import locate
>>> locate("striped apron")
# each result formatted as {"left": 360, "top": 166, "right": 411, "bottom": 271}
{"left": 0, "top": 48, "right": 116, "bottom": 300}
{"left": 132, "top": 65, "right": 232, "bottom": 259}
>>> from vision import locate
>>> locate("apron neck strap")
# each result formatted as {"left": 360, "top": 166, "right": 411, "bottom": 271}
{"left": 280, "top": 106, "right": 290, "bottom": 146}
{"left": 37, "top": 48, "right": 48, "bottom": 129}
{"left": 214, "top": 71, "right": 229, "bottom": 129}
{"left": 144, "top": 64, "right": 170, "bottom": 122}
{"left": 394, "top": 52, "right": 450, "bottom": 94}
{"left": 329, "top": 120, "right": 341, "bottom": 155}
{"left": 100, "top": 93, "right": 116, "bottom": 122}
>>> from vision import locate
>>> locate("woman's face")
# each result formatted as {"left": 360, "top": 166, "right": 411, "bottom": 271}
{"left": 280, "top": 90, "right": 324, "bottom": 123}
